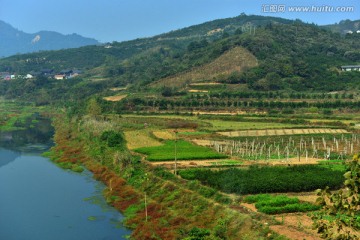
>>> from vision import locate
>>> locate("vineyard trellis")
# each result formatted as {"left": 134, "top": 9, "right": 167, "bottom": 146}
{"left": 210, "top": 134, "right": 360, "bottom": 162}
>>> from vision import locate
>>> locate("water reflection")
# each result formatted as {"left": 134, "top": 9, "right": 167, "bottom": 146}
{"left": 0, "top": 116, "right": 54, "bottom": 167}
{"left": 0, "top": 148, "right": 20, "bottom": 168}
{"left": 0, "top": 114, "right": 131, "bottom": 239}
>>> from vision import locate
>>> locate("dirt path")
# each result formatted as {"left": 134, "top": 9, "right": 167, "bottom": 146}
{"left": 146, "top": 156, "right": 323, "bottom": 169}
{"left": 147, "top": 159, "right": 239, "bottom": 168}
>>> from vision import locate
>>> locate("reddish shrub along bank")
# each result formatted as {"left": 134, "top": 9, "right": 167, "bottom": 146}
{"left": 50, "top": 126, "right": 182, "bottom": 239}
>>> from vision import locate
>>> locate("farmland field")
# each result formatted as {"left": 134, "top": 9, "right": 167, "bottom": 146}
{"left": 201, "top": 120, "right": 303, "bottom": 131}
{"left": 244, "top": 194, "right": 320, "bottom": 214}
{"left": 134, "top": 140, "right": 227, "bottom": 161}
{"left": 124, "top": 129, "right": 162, "bottom": 149}
{"left": 218, "top": 128, "right": 348, "bottom": 137}
{"left": 179, "top": 165, "right": 345, "bottom": 194}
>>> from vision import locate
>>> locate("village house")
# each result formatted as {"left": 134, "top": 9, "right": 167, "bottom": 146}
{"left": 26, "top": 74, "right": 34, "bottom": 79}
{"left": 54, "top": 74, "right": 66, "bottom": 80}
{"left": 341, "top": 65, "right": 360, "bottom": 71}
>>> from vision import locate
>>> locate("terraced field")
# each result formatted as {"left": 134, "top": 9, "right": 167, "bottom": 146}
{"left": 218, "top": 128, "right": 349, "bottom": 137}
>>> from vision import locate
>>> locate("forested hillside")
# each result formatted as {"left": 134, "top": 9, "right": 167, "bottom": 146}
{"left": 0, "top": 14, "right": 360, "bottom": 106}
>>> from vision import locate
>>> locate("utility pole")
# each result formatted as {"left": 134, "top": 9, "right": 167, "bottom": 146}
{"left": 144, "top": 173, "right": 148, "bottom": 222}
{"left": 174, "top": 130, "right": 178, "bottom": 175}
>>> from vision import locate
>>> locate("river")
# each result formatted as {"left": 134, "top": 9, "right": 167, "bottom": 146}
{"left": 0, "top": 116, "right": 131, "bottom": 240}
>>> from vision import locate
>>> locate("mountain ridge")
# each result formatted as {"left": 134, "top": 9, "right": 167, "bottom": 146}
{"left": 0, "top": 20, "right": 99, "bottom": 57}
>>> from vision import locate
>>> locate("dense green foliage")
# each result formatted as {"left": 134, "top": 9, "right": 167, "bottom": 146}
{"left": 100, "top": 130, "right": 126, "bottom": 149}
{"left": 134, "top": 140, "right": 227, "bottom": 161}
{"left": 179, "top": 165, "right": 344, "bottom": 194}
{"left": 312, "top": 155, "right": 360, "bottom": 239}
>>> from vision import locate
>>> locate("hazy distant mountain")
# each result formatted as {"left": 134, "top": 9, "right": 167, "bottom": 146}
{"left": 0, "top": 20, "right": 99, "bottom": 57}
{"left": 322, "top": 19, "right": 360, "bottom": 34}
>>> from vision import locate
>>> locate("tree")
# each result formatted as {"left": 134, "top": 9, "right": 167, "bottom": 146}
{"left": 312, "top": 154, "right": 360, "bottom": 239}
{"left": 266, "top": 72, "right": 282, "bottom": 90}
{"left": 87, "top": 98, "right": 102, "bottom": 116}
{"left": 161, "top": 87, "right": 173, "bottom": 97}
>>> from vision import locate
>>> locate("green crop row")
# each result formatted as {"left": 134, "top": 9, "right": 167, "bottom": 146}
{"left": 135, "top": 140, "right": 227, "bottom": 161}
{"left": 244, "top": 194, "right": 319, "bottom": 214}
{"left": 179, "top": 165, "right": 344, "bottom": 194}
{"left": 259, "top": 203, "right": 320, "bottom": 214}
{"left": 255, "top": 196, "right": 299, "bottom": 209}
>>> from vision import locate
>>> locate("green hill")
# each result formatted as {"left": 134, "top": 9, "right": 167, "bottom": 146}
{"left": 0, "top": 14, "right": 360, "bottom": 105}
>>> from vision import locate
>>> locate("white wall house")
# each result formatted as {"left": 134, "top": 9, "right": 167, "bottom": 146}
{"left": 341, "top": 65, "right": 360, "bottom": 71}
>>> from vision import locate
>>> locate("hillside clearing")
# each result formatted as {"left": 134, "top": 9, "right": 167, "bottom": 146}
{"left": 151, "top": 46, "right": 258, "bottom": 88}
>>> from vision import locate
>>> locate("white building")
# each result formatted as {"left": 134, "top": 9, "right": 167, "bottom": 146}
{"left": 341, "top": 65, "right": 360, "bottom": 71}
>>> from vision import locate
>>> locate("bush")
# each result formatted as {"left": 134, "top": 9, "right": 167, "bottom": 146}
{"left": 100, "top": 130, "right": 125, "bottom": 148}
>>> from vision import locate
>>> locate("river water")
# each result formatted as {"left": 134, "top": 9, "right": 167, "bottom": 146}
{"left": 0, "top": 117, "right": 131, "bottom": 240}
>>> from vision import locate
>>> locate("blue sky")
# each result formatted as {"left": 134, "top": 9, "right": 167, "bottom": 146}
{"left": 0, "top": 0, "right": 359, "bottom": 42}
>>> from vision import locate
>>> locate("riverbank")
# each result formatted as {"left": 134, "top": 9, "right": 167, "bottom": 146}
{"left": 0, "top": 112, "right": 131, "bottom": 240}
{"left": 48, "top": 114, "right": 279, "bottom": 239}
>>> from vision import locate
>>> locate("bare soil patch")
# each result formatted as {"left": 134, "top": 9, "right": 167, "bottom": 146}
{"left": 110, "top": 87, "right": 127, "bottom": 91}
{"left": 189, "top": 82, "right": 221, "bottom": 86}
{"left": 103, "top": 94, "right": 127, "bottom": 102}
